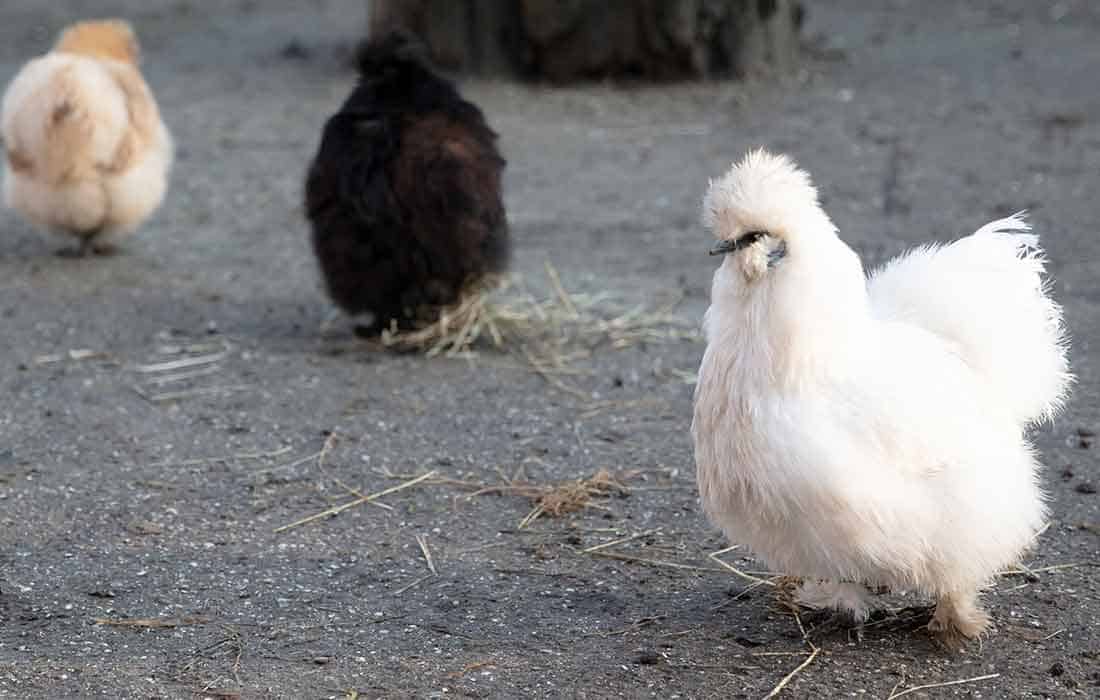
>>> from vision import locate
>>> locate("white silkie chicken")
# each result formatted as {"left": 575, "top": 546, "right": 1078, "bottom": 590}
{"left": 692, "top": 149, "right": 1070, "bottom": 645}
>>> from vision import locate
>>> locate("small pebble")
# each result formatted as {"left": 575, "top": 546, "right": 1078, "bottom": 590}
{"left": 280, "top": 40, "right": 312, "bottom": 60}
{"left": 633, "top": 650, "right": 661, "bottom": 666}
{"left": 1074, "top": 482, "right": 1096, "bottom": 495}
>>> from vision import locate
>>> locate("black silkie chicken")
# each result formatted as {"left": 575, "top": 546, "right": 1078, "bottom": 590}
{"left": 305, "top": 32, "right": 509, "bottom": 337}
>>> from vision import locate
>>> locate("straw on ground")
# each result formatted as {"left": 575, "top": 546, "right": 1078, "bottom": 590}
{"left": 375, "top": 264, "right": 700, "bottom": 400}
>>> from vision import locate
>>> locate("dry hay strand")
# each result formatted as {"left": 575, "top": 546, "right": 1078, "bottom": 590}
{"left": 273, "top": 469, "right": 438, "bottom": 533}
{"left": 447, "top": 660, "right": 498, "bottom": 680}
{"left": 94, "top": 616, "right": 209, "bottom": 629}
{"left": 761, "top": 610, "right": 820, "bottom": 699}
{"left": 708, "top": 545, "right": 784, "bottom": 589}
{"left": 378, "top": 276, "right": 504, "bottom": 356}
{"left": 518, "top": 468, "right": 628, "bottom": 528}
{"left": 33, "top": 348, "right": 115, "bottom": 366}
{"left": 771, "top": 575, "right": 804, "bottom": 611}
{"left": 886, "top": 673, "right": 1001, "bottom": 699}
{"left": 374, "top": 265, "right": 700, "bottom": 374}
{"left": 375, "top": 466, "right": 631, "bottom": 528}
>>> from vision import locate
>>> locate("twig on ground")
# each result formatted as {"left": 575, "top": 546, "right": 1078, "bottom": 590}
{"left": 145, "top": 365, "right": 224, "bottom": 386}
{"left": 585, "top": 615, "right": 666, "bottom": 638}
{"left": 149, "top": 445, "right": 292, "bottom": 468}
{"left": 519, "top": 345, "right": 591, "bottom": 400}
{"left": 762, "top": 647, "right": 820, "bottom": 699}
{"left": 886, "top": 673, "right": 1001, "bottom": 699}
{"left": 1001, "top": 562, "right": 1080, "bottom": 577}
{"left": 274, "top": 470, "right": 437, "bottom": 533}
{"left": 447, "top": 661, "right": 497, "bottom": 679}
{"left": 34, "top": 348, "right": 114, "bottom": 365}
{"left": 585, "top": 550, "right": 719, "bottom": 573}
{"left": 581, "top": 528, "right": 661, "bottom": 553}
{"left": 134, "top": 349, "right": 229, "bottom": 373}
{"left": 762, "top": 611, "right": 819, "bottom": 699}
{"left": 308, "top": 432, "right": 393, "bottom": 512}
{"left": 709, "top": 546, "right": 780, "bottom": 587}
{"left": 393, "top": 574, "right": 434, "bottom": 596}
{"left": 94, "top": 616, "right": 208, "bottom": 628}
{"left": 416, "top": 534, "right": 438, "bottom": 575}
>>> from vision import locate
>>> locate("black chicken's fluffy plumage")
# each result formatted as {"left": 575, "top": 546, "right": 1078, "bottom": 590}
{"left": 305, "top": 32, "right": 509, "bottom": 335}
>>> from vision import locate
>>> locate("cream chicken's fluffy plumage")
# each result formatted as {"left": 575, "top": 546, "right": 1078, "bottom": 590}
{"left": 692, "top": 150, "right": 1070, "bottom": 644}
{"left": 2, "top": 19, "right": 172, "bottom": 254}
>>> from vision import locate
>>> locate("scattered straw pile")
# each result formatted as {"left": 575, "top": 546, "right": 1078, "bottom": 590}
{"left": 378, "top": 276, "right": 505, "bottom": 356}
{"left": 377, "top": 263, "right": 700, "bottom": 362}
{"left": 518, "top": 468, "right": 628, "bottom": 528}
{"left": 772, "top": 575, "right": 807, "bottom": 613}
{"left": 371, "top": 466, "right": 633, "bottom": 528}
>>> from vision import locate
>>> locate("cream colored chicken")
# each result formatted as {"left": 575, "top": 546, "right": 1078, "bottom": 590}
{"left": 693, "top": 150, "right": 1070, "bottom": 646}
{"left": 2, "top": 19, "right": 172, "bottom": 254}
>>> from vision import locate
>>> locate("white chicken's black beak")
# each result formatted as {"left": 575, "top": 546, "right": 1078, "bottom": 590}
{"left": 709, "top": 239, "right": 738, "bottom": 256}
{"left": 709, "top": 230, "right": 767, "bottom": 256}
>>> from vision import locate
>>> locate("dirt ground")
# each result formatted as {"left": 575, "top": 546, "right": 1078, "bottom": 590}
{"left": 1, "top": 1, "right": 1098, "bottom": 698}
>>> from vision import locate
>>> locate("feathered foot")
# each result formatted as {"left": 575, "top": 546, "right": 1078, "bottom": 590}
{"left": 794, "top": 580, "right": 876, "bottom": 643}
{"left": 353, "top": 320, "right": 385, "bottom": 338}
{"left": 795, "top": 580, "right": 874, "bottom": 622}
{"left": 89, "top": 240, "right": 120, "bottom": 256}
{"left": 57, "top": 230, "right": 115, "bottom": 257}
{"left": 929, "top": 591, "right": 991, "bottom": 649}
{"left": 55, "top": 241, "right": 91, "bottom": 258}
{"left": 804, "top": 609, "right": 868, "bottom": 643}
{"left": 354, "top": 309, "right": 407, "bottom": 339}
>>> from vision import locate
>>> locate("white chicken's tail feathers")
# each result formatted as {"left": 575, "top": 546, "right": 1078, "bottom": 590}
{"left": 972, "top": 210, "right": 1033, "bottom": 241}
{"left": 868, "top": 213, "right": 1071, "bottom": 427}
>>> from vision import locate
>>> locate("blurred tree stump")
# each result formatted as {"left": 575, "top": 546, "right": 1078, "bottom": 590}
{"left": 368, "top": 0, "right": 803, "bottom": 80}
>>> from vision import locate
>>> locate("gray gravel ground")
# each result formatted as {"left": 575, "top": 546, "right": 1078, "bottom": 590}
{"left": 1, "top": 1, "right": 1098, "bottom": 698}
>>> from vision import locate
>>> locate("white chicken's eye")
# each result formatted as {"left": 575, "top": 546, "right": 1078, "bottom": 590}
{"left": 736, "top": 230, "right": 767, "bottom": 248}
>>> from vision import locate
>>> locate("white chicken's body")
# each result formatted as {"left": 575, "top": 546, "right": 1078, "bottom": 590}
{"left": 2, "top": 21, "right": 172, "bottom": 252}
{"left": 693, "top": 151, "right": 1070, "bottom": 641}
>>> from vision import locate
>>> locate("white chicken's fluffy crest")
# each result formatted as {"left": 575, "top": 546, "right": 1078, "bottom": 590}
{"left": 702, "top": 148, "right": 827, "bottom": 242}
{"left": 693, "top": 150, "right": 1072, "bottom": 643}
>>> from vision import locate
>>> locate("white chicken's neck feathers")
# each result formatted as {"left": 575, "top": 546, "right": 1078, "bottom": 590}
{"left": 706, "top": 227, "right": 872, "bottom": 389}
